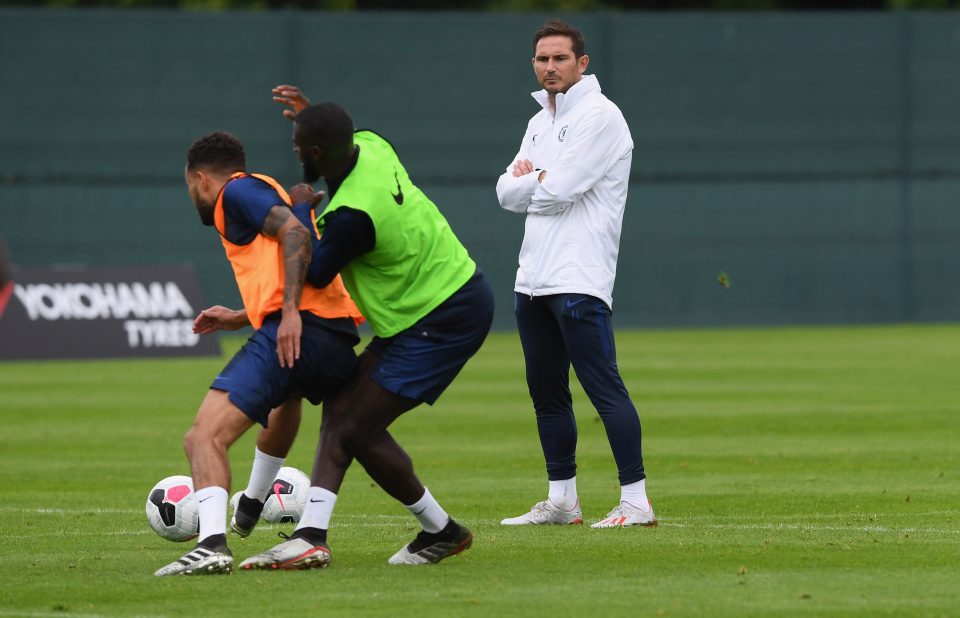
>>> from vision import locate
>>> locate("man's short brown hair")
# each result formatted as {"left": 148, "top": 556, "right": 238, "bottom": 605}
{"left": 186, "top": 131, "right": 246, "bottom": 173}
{"left": 532, "top": 19, "right": 586, "bottom": 58}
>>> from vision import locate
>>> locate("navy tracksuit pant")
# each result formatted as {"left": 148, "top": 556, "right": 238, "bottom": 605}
{"left": 515, "top": 292, "right": 645, "bottom": 485}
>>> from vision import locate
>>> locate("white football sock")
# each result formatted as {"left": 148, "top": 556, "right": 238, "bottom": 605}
{"left": 244, "top": 448, "right": 285, "bottom": 502}
{"left": 620, "top": 478, "right": 650, "bottom": 510}
{"left": 195, "top": 486, "right": 228, "bottom": 543}
{"left": 404, "top": 487, "right": 449, "bottom": 534}
{"left": 548, "top": 477, "right": 578, "bottom": 511}
{"left": 295, "top": 487, "right": 337, "bottom": 531}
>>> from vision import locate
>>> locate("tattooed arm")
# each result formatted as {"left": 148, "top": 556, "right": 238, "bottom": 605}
{"left": 261, "top": 205, "right": 311, "bottom": 368}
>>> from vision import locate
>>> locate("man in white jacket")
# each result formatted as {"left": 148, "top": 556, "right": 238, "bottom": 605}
{"left": 496, "top": 19, "right": 656, "bottom": 528}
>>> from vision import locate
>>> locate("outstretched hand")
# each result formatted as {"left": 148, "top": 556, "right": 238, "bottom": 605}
{"left": 272, "top": 84, "right": 312, "bottom": 121}
{"left": 193, "top": 306, "right": 249, "bottom": 335}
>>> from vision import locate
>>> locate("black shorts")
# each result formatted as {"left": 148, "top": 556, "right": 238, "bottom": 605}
{"left": 366, "top": 271, "right": 495, "bottom": 405}
{"left": 211, "top": 312, "right": 358, "bottom": 426}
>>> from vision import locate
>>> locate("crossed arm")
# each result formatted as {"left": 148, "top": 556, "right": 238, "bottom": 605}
{"left": 496, "top": 108, "right": 624, "bottom": 216}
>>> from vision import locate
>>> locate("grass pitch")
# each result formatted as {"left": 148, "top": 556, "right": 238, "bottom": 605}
{"left": 0, "top": 325, "right": 958, "bottom": 617}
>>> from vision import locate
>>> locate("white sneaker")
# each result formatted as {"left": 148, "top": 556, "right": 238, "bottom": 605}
{"left": 500, "top": 500, "right": 583, "bottom": 526}
{"left": 238, "top": 536, "right": 331, "bottom": 570}
{"left": 387, "top": 521, "right": 473, "bottom": 565}
{"left": 154, "top": 544, "right": 233, "bottom": 577}
{"left": 590, "top": 500, "right": 657, "bottom": 528}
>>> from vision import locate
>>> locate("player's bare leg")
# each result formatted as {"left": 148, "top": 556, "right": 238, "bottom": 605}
{"left": 155, "top": 390, "right": 252, "bottom": 576}
{"left": 257, "top": 398, "right": 302, "bottom": 456}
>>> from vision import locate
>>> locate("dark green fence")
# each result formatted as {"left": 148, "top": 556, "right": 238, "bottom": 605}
{"left": 2, "top": 9, "right": 957, "bottom": 328}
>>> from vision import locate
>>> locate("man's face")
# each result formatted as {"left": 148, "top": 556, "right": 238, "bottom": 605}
{"left": 292, "top": 123, "right": 322, "bottom": 184}
{"left": 184, "top": 165, "right": 214, "bottom": 226}
{"left": 533, "top": 35, "right": 588, "bottom": 96}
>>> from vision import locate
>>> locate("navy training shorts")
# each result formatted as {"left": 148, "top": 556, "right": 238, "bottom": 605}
{"left": 211, "top": 312, "right": 359, "bottom": 426}
{"left": 366, "top": 270, "right": 495, "bottom": 405}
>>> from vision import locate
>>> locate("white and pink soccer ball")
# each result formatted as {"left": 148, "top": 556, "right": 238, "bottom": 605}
{"left": 147, "top": 467, "right": 309, "bottom": 542}
{"left": 145, "top": 475, "right": 199, "bottom": 542}
{"left": 230, "top": 466, "right": 310, "bottom": 525}
{"left": 261, "top": 467, "right": 310, "bottom": 523}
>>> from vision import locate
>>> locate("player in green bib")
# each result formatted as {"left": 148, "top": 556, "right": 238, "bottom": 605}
{"left": 318, "top": 129, "right": 477, "bottom": 338}
{"left": 240, "top": 89, "right": 495, "bottom": 570}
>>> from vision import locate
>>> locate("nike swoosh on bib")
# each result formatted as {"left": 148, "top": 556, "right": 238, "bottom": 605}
{"left": 392, "top": 171, "right": 404, "bottom": 205}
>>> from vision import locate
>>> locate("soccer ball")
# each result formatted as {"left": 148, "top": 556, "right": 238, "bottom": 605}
{"left": 262, "top": 467, "right": 310, "bottom": 524}
{"left": 145, "top": 475, "right": 199, "bottom": 542}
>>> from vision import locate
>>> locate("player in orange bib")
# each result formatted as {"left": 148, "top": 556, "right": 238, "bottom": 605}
{"left": 154, "top": 132, "right": 362, "bottom": 576}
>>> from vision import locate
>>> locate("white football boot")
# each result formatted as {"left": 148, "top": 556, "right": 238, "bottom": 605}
{"left": 239, "top": 536, "right": 331, "bottom": 570}
{"left": 590, "top": 500, "right": 657, "bottom": 528}
{"left": 154, "top": 544, "right": 233, "bottom": 576}
{"left": 500, "top": 499, "right": 583, "bottom": 526}
{"left": 388, "top": 521, "right": 473, "bottom": 565}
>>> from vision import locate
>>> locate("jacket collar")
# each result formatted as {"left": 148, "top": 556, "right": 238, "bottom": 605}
{"left": 531, "top": 74, "right": 600, "bottom": 118}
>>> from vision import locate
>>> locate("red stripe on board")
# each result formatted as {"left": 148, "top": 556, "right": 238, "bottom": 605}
{"left": 0, "top": 281, "right": 14, "bottom": 319}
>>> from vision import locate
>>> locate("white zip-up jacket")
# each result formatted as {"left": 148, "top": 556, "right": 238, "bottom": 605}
{"left": 496, "top": 74, "right": 633, "bottom": 309}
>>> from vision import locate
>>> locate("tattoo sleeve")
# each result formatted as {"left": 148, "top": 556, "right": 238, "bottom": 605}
{"left": 262, "top": 205, "right": 310, "bottom": 309}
